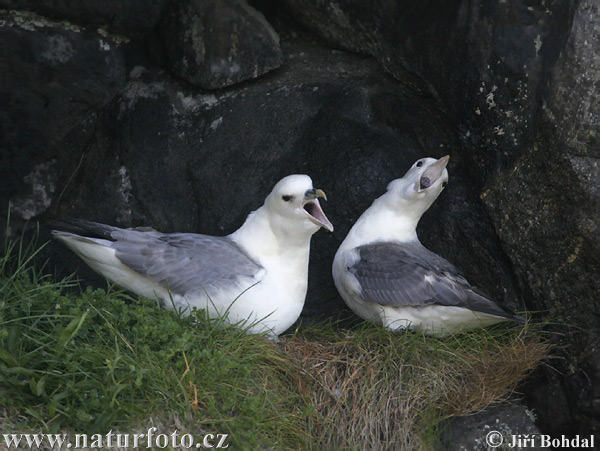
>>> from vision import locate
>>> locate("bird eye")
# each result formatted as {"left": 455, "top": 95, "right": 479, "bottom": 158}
{"left": 416, "top": 161, "right": 423, "bottom": 167}
{"left": 442, "top": 181, "right": 448, "bottom": 188}
{"left": 282, "top": 195, "right": 293, "bottom": 202}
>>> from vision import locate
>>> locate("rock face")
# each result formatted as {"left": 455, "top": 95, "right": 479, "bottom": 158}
{"left": 482, "top": 0, "right": 600, "bottom": 435}
{"left": 544, "top": 0, "right": 599, "bottom": 156}
{"left": 438, "top": 403, "right": 540, "bottom": 450}
{"left": 281, "top": 0, "right": 577, "bottom": 178}
{"left": 0, "top": 10, "right": 127, "bottom": 221}
{"left": 2, "top": 0, "right": 599, "bottom": 438}
{"left": 0, "top": 0, "right": 167, "bottom": 38}
{"left": 151, "top": 0, "right": 282, "bottom": 89}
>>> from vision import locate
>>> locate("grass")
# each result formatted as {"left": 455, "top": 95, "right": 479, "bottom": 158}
{"left": 0, "top": 228, "right": 552, "bottom": 450}
{"left": 283, "top": 320, "right": 550, "bottom": 449}
{"left": 0, "top": 228, "right": 306, "bottom": 449}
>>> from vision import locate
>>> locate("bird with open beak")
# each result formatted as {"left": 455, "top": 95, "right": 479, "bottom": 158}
{"left": 333, "top": 156, "right": 525, "bottom": 337}
{"left": 52, "top": 174, "right": 333, "bottom": 336}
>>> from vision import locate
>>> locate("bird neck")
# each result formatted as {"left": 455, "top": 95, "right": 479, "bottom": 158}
{"left": 342, "top": 201, "right": 421, "bottom": 249}
{"left": 229, "top": 206, "right": 312, "bottom": 268}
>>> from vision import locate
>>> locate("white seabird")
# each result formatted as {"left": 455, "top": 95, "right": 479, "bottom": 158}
{"left": 52, "top": 174, "right": 333, "bottom": 336}
{"left": 332, "top": 156, "right": 524, "bottom": 337}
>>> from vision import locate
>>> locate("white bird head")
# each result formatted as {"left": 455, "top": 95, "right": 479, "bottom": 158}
{"left": 336, "top": 156, "right": 449, "bottom": 247}
{"left": 265, "top": 174, "right": 334, "bottom": 236}
{"left": 383, "top": 155, "right": 450, "bottom": 217}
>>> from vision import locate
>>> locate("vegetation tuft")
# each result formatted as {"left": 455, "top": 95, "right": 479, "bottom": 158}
{"left": 0, "top": 227, "right": 551, "bottom": 449}
{"left": 282, "top": 320, "right": 551, "bottom": 449}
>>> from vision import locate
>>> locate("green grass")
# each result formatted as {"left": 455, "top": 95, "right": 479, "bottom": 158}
{"left": 0, "top": 229, "right": 307, "bottom": 449}
{"left": 0, "top": 228, "right": 552, "bottom": 450}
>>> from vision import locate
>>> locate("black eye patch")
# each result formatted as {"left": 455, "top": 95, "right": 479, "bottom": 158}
{"left": 282, "top": 195, "right": 293, "bottom": 202}
{"left": 442, "top": 181, "right": 448, "bottom": 188}
{"left": 416, "top": 161, "right": 423, "bottom": 167}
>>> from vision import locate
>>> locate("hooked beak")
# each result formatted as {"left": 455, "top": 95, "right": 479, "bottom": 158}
{"left": 302, "top": 189, "right": 334, "bottom": 232}
{"left": 418, "top": 155, "right": 449, "bottom": 192}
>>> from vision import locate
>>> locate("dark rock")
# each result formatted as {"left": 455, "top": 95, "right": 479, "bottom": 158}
{"left": 0, "top": 0, "right": 167, "bottom": 38}
{"left": 150, "top": 0, "right": 282, "bottom": 89}
{"left": 482, "top": 139, "right": 600, "bottom": 435}
{"left": 543, "top": 0, "right": 599, "bottom": 157}
{"left": 480, "top": 0, "right": 600, "bottom": 435}
{"left": 9, "top": 160, "right": 58, "bottom": 222}
{"left": 482, "top": 143, "right": 599, "bottom": 330}
{"left": 0, "top": 10, "right": 127, "bottom": 222}
{"left": 437, "top": 403, "right": 541, "bottom": 450}
{"left": 482, "top": 143, "right": 599, "bottom": 327}
{"left": 280, "top": 0, "right": 575, "bottom": 181}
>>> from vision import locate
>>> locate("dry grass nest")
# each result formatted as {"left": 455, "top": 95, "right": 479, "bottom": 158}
{"left": 278, "top": 322, "right": 552, "bottom": 450}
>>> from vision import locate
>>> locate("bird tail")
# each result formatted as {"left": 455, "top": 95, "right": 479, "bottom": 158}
{"left": 48, "top": 217, "right": 119, "bottom": 241}
{"left": 467, "top": 288, "right": 526, "bottom": 324}
{"left": 510, "top": 313, "right": 527, "bottom": 325}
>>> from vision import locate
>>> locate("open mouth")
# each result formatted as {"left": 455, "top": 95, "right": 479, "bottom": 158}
{"left": 417, "top": 155, "right": 449, "bottom": 192}
{"left": 419, "top": 176, "right": 433, "bottom": 190}
{"left": 302, "top": 200, "right": 334, "bottom": 232}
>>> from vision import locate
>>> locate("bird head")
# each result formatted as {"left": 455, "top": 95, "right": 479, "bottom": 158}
{"left": 384, "top": 156, "right": 449, "bottom": 217}
{"left": 265, "top": 174, "right": 334, "bottom": 237}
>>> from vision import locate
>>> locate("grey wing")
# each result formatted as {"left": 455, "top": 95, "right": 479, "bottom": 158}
{"left": 110, "top": 230, "right": 263, "bottom": 295}
{"left": 348, "top": 242, "right": 517, "bottom": 319}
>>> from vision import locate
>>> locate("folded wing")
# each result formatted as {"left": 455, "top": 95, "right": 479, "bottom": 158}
{"left": 52, "top": 218, "right": 263, "bottom": 297}
{"left": 347, "top": 242, "right": 521, "bottom": 320}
